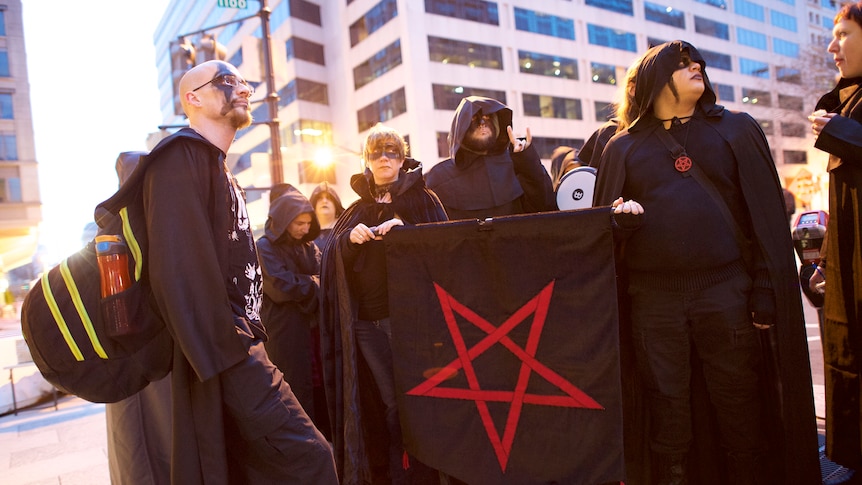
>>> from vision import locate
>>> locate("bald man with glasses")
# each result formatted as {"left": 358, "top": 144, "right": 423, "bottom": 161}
{"left": 117, "top": 60, "right": 337, "bottom": 484}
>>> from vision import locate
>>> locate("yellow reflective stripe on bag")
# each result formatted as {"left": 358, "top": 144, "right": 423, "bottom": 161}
{"left": 58, "top": 260, "right": 108, "bottom": 359}
{"left": 120, "top": 207, "right": 143, "bottom": 282}
{"left": 41, "top": 269, "right": 85, "bottom": 361}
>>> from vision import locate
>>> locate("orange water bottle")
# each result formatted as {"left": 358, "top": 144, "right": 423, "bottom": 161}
{"left": 95, "top": 235, "right": 132, "bottom": 336}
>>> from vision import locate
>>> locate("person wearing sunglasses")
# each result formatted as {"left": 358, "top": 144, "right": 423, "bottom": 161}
{"left": 320, "top": 123, "right": 448, "bottom": 484}
{"left": 425, "top": 96, "right": 556, "bottom": 221}
{"left": 129, "top": 60, "right": 337, "bottom": 483}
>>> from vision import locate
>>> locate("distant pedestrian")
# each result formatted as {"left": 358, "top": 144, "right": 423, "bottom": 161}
{"left": 808, "top": 0, "right": 862, "bottom": 475}
{"left": 310, "top": 181, "right": 345, "bottom": 252}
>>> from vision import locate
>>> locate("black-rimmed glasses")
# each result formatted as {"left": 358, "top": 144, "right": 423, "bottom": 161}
{"left": 192, "top": 74, "right": 254, "bottom": 95}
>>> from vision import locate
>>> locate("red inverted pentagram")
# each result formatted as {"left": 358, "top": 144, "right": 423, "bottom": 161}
{"left": 406, "top": 280, "right": 603, "bottom": 471}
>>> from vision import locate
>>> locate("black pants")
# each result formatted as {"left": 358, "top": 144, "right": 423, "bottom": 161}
{"left": 628, "top": 271, "right": 766, "bottom": 456}
{"left": 221, "top": 339, "right": 339, "bottom": 484}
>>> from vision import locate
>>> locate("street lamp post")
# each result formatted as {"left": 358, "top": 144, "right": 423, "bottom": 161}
{"left": 258, "top": 0, "right": 283, "bottom": 185}
{"left": 162, "top": 0, "right": 283, "bottom": 185}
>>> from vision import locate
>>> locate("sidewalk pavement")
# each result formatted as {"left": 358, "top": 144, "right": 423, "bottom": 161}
{"left": 0, "top": 293, "right": 834, "bottom": 484}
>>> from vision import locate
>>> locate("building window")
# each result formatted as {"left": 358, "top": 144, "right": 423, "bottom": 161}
{"left": 437, "top": 132, "right": 449, "bottom": 158}
{"left": 283, "top": 119, "right": 333, "bottom": 146}
{"left": 0, "top": 11, "right": 6, "bottom": 37}
{"left": 286, "top": 37, "right": 325, "bottom": 65}
{"left": 773, "top": 38, "right": 800, "bottom": 58}
{"left": 591, "top": 62, "right": 618, "bottom": 85}
{"left": 739, "top": 58, "right": 770, "bottom": 78}
{"left": 0, "top": 134, "right": 16, "bottom": 160}
{"left": 298, "top": 160, "right": 336, "bottom": 184}
{"left": 274, "top": 0, "right": 322, "bottom": 26}
{"left": 644, "top": 2, "right": 685, "bottom": 28}
{"left": 778, "top": 94, "right": 804, "bottom": 110}
{"left": 780, "top": 122, "right": 807, "bottom": 137}
{"left": 514, "top": 8, "right": 575, "bottom": 40}
{"left": 532, "top": 137, "right": 584, "bottom": 160}
{"left": 428, "top": 36, "right": 503, "bottom": 69}
{"left": 700, "top": 49, "right": 732, "bottom": 71}
{"left": 784, "top": 150, "right": 807, "bottom": 164}
{"left": 694, "top": 17, "right": 729, "bottom": 40}
{"left": 354, "top": 40, "right": 402, "bottom": 90}
{"left": 694, "top": 0, "right": 727, "bottom": 8}
{"left": 518, "top": 50, "right": 578, "bottom": 79}
{"left": 523, "top": 94, "right": 582, "bottom": 120}
{"left": 777, "top": 67, "right": 802, "bottom": 84}
{"left": 357, "top": 87, "right": 407, "bottom": 132}
{"left": 737, "top": 28, "right": 767, "bottom": 50}
{"left": 431, "top": 84, "right": 506, "bottom": 110}
{"left": 771, "top": 10, "right": 798, "bottom": 32}
{"left": 586, "top": 0, "right": 634, "bottom": 16}
{"left": 758, "top": 119, "right": 773, "bottom": 136}
{"left": 587, "top": 25, "right": 637, "bottom": 52}
{"left": 350, "top": 0, "right": 398, "bottom": 47}
{"left": 595, "top": 100, "right": 614, "bottom": 121}
{"left": 734, "top": 0, "right": 765, "bottom": 21}
{"left": 714, "top": 83, "right": 735, "bottom": 102}
{"left": 0, "top": 93, "right": 12, "bottom": 119}
{"left": 742, "top": 88, "right": 772, "bottom": 107}
{"left": 424, "top": 0, "right": 499, "bottom": 25}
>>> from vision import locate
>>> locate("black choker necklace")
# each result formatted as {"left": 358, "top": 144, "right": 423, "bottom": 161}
{"left": 659, "top": 115, "right": 693, "bottom": 126}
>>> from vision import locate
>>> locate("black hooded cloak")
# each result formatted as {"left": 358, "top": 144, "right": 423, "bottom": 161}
{"left": 319, "top": 159, "right": 448, "bottom": 484}
{"left": 425, "top": 96, "right": 555, "bottom": 220}
{"left": 594, "top": 41, "right": 819, "bottom": 484}
{"left": 257, "top": 184, "right": 325, "bottom": 432}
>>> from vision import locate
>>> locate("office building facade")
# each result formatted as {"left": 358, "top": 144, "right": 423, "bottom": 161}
{"left": 0, "top": 0, "right": 41, "bottom": 284}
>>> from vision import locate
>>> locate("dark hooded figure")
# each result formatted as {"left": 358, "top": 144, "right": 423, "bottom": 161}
{"left": 425, "top": 96, "right": 556, "bottom": 220}
{"left": 594, "top": 41, "right": 819, "bottom": 484}
{"left": 256, "top": 184, "right": 331, "bottom": 440}
{"left": 319, "top": 124, "right": 448, "bottom": 484}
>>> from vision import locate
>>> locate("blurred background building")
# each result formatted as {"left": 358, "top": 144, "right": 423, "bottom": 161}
{"left": 149, "top": 0, "right": 838, "bottom": 230}
{"left": 0, "top": 0, "right": 42, "bottom": 297}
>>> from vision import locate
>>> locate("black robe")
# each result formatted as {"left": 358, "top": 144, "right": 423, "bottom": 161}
{"left": 593, "top": 40, "right": 820, "bottom": 484}
{"left": 319, "top": 159, "right": 448, "bottom": 484}
{"left": 105, "top": 128, "right": 265, "bottom": 484}
{"left": 257, "top": 184, "right": 326, "bottom": 434}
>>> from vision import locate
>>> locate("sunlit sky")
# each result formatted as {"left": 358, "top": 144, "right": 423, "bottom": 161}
{"left": 22, "top": 1, "right": 170, "bottom": 263}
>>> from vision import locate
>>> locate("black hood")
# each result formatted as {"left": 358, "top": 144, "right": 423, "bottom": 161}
{"left": 264, "top": 183, "right": 320, "bottom": 244}
{"left": 448, "top": 96, "right": 512, "bottom": 162}
{"left": 629, "top": 40, "right": 721, "bottom": 131}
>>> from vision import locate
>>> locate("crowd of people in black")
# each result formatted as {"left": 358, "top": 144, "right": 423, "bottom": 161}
{"left": 103, "top": 2, "right": 862, "bottom": 482}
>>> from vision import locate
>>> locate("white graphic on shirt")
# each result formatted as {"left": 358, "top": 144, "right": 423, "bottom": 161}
{"left": 245, "top": 262, "right": 262, "bottom": 321}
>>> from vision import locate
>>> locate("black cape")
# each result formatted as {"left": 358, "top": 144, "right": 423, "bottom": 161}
{"left": 594, "top": 40, "right": 820, "bottom": 484}
{"left": 319, "top": 159, "right": 448, "bottom": 484}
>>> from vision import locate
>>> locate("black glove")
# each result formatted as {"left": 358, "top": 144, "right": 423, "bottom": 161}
{"left": 749, "top": 287, "right": 776, "bottom": 327}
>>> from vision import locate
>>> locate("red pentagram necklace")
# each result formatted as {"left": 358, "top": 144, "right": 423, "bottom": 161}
{"left": 657, "top": 116, "right": 694, "bottom": 174}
